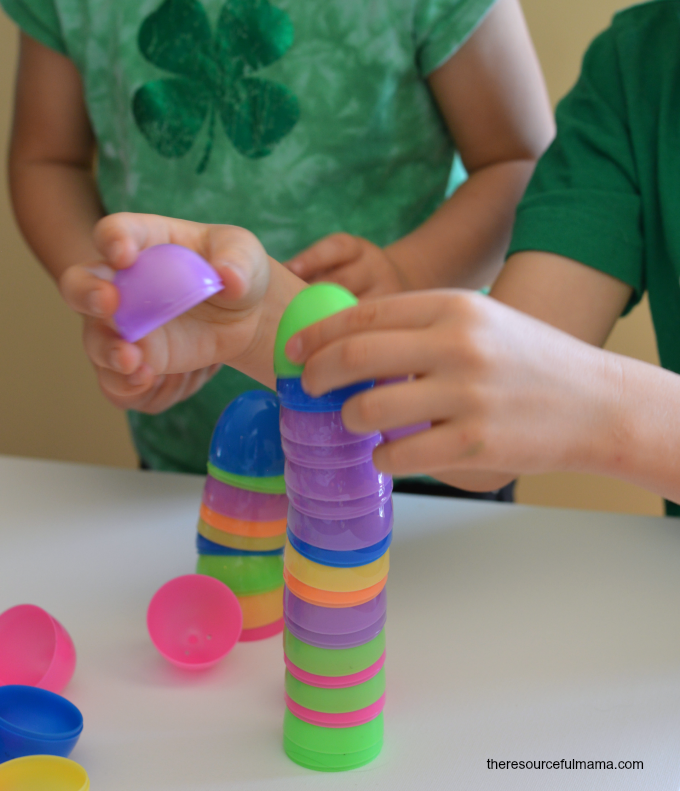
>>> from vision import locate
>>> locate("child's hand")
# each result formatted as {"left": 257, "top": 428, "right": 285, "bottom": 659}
{"left": 58, "top": 213, "right": 286, "bottom": 412}
{"left": 285, "top": 234, "right": 407, "bottom": 299}
{"left": 285, "top": 290, "right": 618, "bottom": 491}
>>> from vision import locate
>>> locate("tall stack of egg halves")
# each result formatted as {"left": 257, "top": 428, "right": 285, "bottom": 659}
{"left": 196, "top": 391, "right": 287, "bottom": 641}
{"left": 274, "top": 285, "right": 393, "bottom": 771}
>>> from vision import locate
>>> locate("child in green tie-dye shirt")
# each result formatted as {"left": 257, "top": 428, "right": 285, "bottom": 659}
{"left": 3, "top": 0, "right": 553, "bottom": 479}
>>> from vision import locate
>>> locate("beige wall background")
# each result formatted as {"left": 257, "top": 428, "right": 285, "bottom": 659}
{"left": 0, "top": 1, "right": 664, "bottom": 516}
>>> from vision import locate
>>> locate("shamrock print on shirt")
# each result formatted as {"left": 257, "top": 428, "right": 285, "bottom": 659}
{"left": 132, "top": 0, "right": 300, "bottom": 172}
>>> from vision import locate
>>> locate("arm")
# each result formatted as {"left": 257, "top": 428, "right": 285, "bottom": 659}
{"left": 9, "top": 33, "right": 103, "bottom": 279}
{"left": 286, "top": 0, "right": 555, "bottom": 296}
{"left": 71, "top": 213, "right": 304, "bottom": 393}
{"left": 8, "top": 34, "right": 272, "bottom": 413}
{"left": 284, "top": 253, "right": 680, "bottom": 506}
{"left": 390, "top": 0, "right": 555, "bottom": 290}
{"left": 491, "top": 251, "right": 680, "bottom": 504}
{"left": 284, "top": 16, "right": 680, "bottom": 502}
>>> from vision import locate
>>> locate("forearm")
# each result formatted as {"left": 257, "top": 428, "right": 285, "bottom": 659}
{"left": 489, "top": 251, "right": 680, "bottom": 500}
{"left": 396, "top": 0, "right": 554, "bottom": 291}
{"left": 9, "top": 32, "right": 103, "bottom": 282}
{"left": 590, "top": 352, "right": 680, "bottom": 505}
{"left": 386, "top": 158, "right": 536, "bottom": 290}
{"left": 9, "top": 158, "right": 104, "bottom": 281}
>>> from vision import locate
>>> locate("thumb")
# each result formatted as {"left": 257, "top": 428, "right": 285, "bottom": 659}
{"left": 203, "top": 225, "right": 271, "bottom": 311}
{"left": 285, "top": 233, "right": 363, "bottom": 281}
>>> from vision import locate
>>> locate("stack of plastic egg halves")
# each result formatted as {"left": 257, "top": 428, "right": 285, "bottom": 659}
{"left": 274, "top": 285, "right": 392, "bottom": 771}
{"left": 196, "top": 391, "right": 287, "bottom": 641}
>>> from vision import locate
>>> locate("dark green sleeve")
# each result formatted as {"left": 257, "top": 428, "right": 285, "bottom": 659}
{"left": 508, "top": 24, "right": 644, "bottom": 307}
{"left": 1, "top": 0, "right": 67, "bottom": 55}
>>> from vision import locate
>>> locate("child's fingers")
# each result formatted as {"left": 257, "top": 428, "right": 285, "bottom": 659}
{"left": 59, "top": 265, "right": 119, "bottom": 318}
{"left": 340, "top": 378, "right": 444, "bottom": 436}
{"left": 307, "top": 260, "right": 374, "bottom": 296}
{"left": 94, "top": 212, "right": 225, "bottom": 269}
{"left": 371, "top": 421, "right": 500, "bottom": 477}
{"left": 286, "top": 291, "right": 447, "bottom": 365}
{"left": 98, "top": 365, "right": 156, "bottom": 397}
{"left": 286, "top": 234, "right": 363, "bottom": 280}
{"left": 93, "top": 213, "right": 193, "bottom": 268}
{"left": 98, "top": 366, "right": 221, "bottom": 413}
{"left": 203, "top": 225, "right": 270, "bottom": 308}
{"left": 83, "top": 318, "right": 143, "bottom": 374}
{"left": 97, "top": 365, "right": 162, "bottom": 409}
{"left": 95, "top": 214, "right": 269, "bottom": 308}
{"left": 301, "top": 328, "right": 433, "bottom": 397}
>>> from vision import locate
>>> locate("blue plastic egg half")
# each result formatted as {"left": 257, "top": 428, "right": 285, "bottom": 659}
{"left": 0, "top": 685, "right": 83, "bottom": 764}
{"left": 209, "top": 390, "right": 284, "bottom": 477}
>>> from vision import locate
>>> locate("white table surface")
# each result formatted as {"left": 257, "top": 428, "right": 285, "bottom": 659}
{"left": 1, "top": 455, "right": 679, "bottom": 790}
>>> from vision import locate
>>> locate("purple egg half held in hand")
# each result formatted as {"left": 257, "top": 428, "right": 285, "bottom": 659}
{"left": 113, "top": 244, "right": 223, "bottom": 343}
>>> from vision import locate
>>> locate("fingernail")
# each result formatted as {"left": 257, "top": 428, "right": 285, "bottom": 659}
{"left": 88, "top": 290, "right": 104, "bottom": 317}
{"left": 231, "top": 262, "right": 249, "bottom": 285}
{"left": 128, "top": 367, "right": 148, "bottom": 387}
{"left": 109, "top": 349, "right": 124, "bottom": 371}
{"left": 84, "top": 264, "right": 115, "bottom": 282}
{"left": 289, "top": 260, "right": 303, "bottom": 275}
{"left": 221, "top": 261, "right": 249, "bottom": 290}
{"left": 108, "top": 241, "right": 126, "bottom": 264}
{"left": 286, "top": 335, "right": 303, "bottom": 361}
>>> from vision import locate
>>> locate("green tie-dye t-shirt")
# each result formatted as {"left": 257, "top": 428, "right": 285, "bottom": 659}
{"left": 2, "top": 0, "right": 496, "bottom": 472}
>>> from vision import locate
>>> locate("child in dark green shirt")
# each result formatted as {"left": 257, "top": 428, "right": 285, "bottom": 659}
{"left": 57, "top": 0, "right": 680, "bottom": 513}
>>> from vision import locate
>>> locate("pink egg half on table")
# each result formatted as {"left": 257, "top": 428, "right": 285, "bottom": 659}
{"left": 147, "top": 574, "right": 243, "bottom": 669}
{"left": 0, "top": 605, "right": 76, "bottom": 694}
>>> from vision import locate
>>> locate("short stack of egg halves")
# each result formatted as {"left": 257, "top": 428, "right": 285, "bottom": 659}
{"left": 196, "top": 391, "right": 287, "bottom": 641}
{"left": 274, "top": 285, "right": 392, "bottom": 771}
